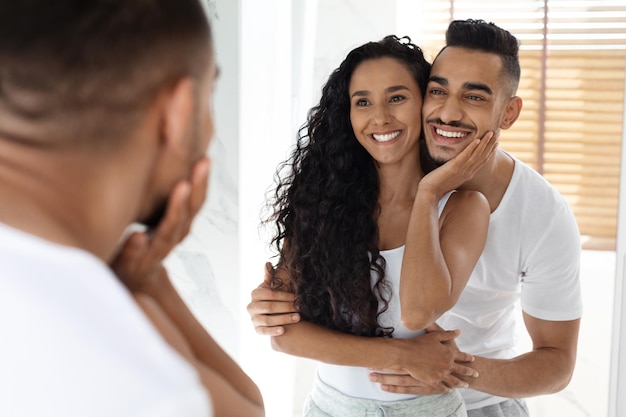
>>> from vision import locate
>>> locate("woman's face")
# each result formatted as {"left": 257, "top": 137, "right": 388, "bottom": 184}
{"left": 348, "top": 57, "right": 423, "bottom": 167}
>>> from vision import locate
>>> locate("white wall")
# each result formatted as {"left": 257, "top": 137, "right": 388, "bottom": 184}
{"left": 166, "top": 0, "right": 240, "bottom": 359}
{"left": 609, "top": 77, "right": 626, "bottom": 417}
{"left": 238, "top": 2, "right": 297, "bottom": 416}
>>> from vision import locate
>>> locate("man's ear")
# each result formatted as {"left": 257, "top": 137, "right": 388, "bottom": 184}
{"left": 160, "top": 77, "right": 194, "bottom": 150}
{"left": 500, "top": 96, "right": 523, "bottom": 130}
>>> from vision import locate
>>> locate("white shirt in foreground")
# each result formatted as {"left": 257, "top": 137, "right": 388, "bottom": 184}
{"left": 0, "top": 223, "right": 212, "bottom": 417}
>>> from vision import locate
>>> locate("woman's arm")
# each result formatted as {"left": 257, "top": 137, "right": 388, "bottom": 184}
{"left": 400, "top": 189, "right": 489, "bottom": 329}
{"left": 252, "top": 265, "right": 477, "bottom": 393}
{"left": 272, "top": 313, "right": 476, "bottom": 393}
{"left": 400, "top": 134, "right": 496, "bottom": 329}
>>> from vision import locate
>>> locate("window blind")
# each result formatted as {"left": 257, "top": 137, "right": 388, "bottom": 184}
{"left": 402, "top": 0, "right": 626, "bottom": 249}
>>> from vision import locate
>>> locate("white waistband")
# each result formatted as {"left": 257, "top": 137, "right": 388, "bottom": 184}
{"left": 316, "top": 363, "right": 419, "bottom": 402}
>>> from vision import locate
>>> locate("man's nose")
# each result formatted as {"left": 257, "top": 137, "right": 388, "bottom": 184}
{"left": 439, "top": 96, "right": 463, "bottom": 123}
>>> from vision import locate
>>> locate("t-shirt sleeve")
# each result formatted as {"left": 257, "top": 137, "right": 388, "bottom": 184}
{"left": 520, "top": 200, "right": 583, "bottom": 321}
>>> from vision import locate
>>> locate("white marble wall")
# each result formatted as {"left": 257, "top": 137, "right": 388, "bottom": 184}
{"left": 166, "top": 0, "right": 240, "bottom": 358}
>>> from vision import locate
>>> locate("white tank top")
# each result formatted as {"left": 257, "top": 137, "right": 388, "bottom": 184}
{"left": 317, "top": 191, "right": 455, "bottom": 401}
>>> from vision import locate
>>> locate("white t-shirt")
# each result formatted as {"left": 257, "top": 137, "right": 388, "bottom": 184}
{"left": 437, "top": 156, "right": 583, "bottom": 410}
{"left": 0, "top": 223, "right": 212, "bottom": 417}
{"left": 317, "top": 191, "right": 455, "bottom": 401}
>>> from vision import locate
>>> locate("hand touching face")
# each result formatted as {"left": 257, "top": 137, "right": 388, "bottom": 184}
{"left": 112, "top": 157, "right": 210, "bottom": 295}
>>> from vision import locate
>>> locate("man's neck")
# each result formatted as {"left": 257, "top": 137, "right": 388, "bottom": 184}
{"left": 460, "top": 149, "right": 515, "bottom": 213}
{"left": 0, "top": 149, "right": 135, "bottom": 262}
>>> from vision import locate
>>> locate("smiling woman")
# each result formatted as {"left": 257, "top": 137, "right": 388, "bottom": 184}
{"left": 253, "top": 33, "right": 496, "bottom": 417}
{"left": 349, "top": 57, "right": 423, "bottom": 168}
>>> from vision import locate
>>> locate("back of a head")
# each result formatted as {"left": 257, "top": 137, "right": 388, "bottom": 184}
{"left": 0, "top": 0, "right": 212, "bottom": 148}
{"left": 445, "top": 19, "right": 521, "bottom": 94}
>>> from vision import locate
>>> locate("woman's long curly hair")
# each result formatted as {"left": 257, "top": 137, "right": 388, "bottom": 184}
{"left": 265, "top": 35, "right": 431, "bottom": 337}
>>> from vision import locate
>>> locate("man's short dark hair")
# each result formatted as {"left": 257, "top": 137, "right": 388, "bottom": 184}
{"left": 0, "top": 0, "right": 212, "bottom": 147}
{"left": 444, "top": 19, "right": 521, "bottom": 95}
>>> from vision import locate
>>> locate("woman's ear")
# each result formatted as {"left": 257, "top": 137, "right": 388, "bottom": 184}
{"left": 500, "top": 96, "right": 523, "bottom": 130}
{"left": 159, "top": 77, "right": 194, "bottom": 149}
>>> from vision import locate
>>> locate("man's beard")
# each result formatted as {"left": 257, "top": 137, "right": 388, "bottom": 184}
{"left": 419, "top": 139, "right": 447, "bottom": 174}
{"left": 139, "top": 199, "right": 168, "bottom": 231}
{"left": 138, "top": 105, "right": 203, "bottom": 232}
{"left": 421, "top": 118, "right": 478, "bottom": 171}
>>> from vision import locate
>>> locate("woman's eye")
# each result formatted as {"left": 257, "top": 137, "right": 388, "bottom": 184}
{"left": 355, "top": 99, "right": 369, "bottom": 107}
{"left": 390, "top": 95, "right": 405, "bottom": 103}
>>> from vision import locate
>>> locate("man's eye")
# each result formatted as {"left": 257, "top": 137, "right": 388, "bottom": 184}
{"left": 468, "top": 95, "right": 484, "bottom": 101}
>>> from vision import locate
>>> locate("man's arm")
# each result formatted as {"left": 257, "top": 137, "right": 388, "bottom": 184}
{"left": 247, "top": 271, "right": 478, "bottom": 394}
{"left": 247, "top": 263, "right": 301, "bottom": 336}
{"left": 135, "top": 291, "right": 265, "bottom": 417}
{"left": 145, "top": 267, "right": 265, "bottom": 416}
{"left": 112, "top": 157, "right": 264, "bottom": 417}
{"left": 371, "top": 315, "right": 580, "bottom": 397}
{"left": 463, "top": 313, "right": 579, "bottom": 397}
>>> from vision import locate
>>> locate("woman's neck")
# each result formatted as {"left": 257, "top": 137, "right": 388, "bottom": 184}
{"left": 374, "top": 158, "right": 424, "bottom": 251}
{"left": 376, "top": 158, "right": 423, "bottom": 206}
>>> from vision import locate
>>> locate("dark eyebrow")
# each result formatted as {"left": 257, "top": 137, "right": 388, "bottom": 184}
{"left": 350, "top": 85, "right": 410, "bottom": 98}
{"left": 463, "top": 82, "right": 493, "bottom": 95}
{"left": 351, "top": 90, "right": 369, "bottom": 98}
{"left": 428, "top": 76, "right": 493, "bottom": 96}
{"left": 386, "top": 85, "right": 409, "bottom": 93}
{"left": 428, "top": 75, "right": 448, "bottom": 86}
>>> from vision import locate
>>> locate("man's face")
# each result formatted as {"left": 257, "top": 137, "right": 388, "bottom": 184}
{"left": 140, "top": 52, "right": 218, "bottom": 229}
{"left": 422, "top": 46, "right": 511, "bottom": 166}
